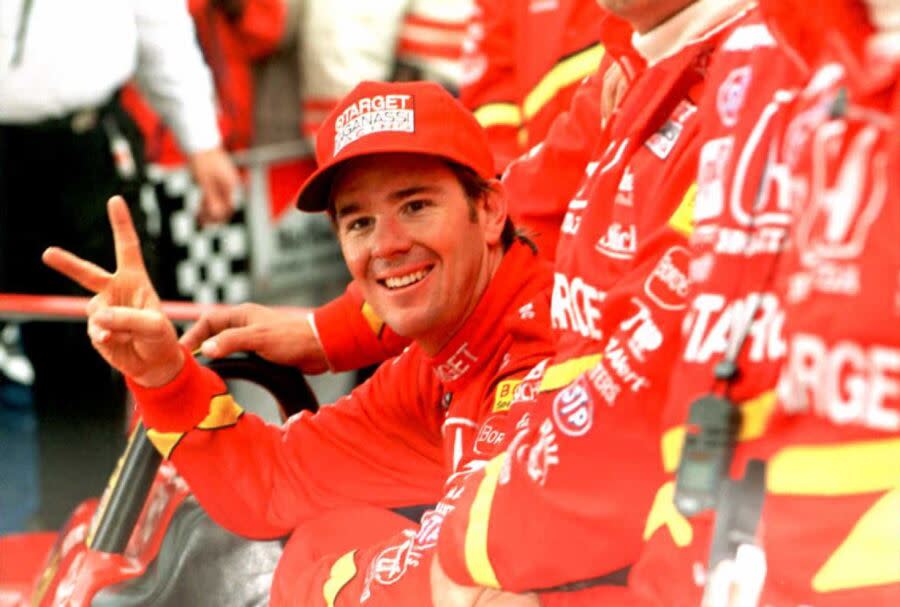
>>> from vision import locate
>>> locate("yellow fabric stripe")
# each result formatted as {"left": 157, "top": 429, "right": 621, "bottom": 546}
{"left": 146, "top": 429, "right": 185, "bottom": 459}
{"left": 323, "top": 549, "right": 358, "bottom": 607}
{"left": 736, "top": 390, "right": 776, "bottom": 441}
{"left": 147, "top": 395, "right": 243, "bottom": 459}
{"left": 197, "top": 395, "right": 244, "bottom": 430}
{"left": 361, "top": 302, "right": 385, "bottom": 337}
{"left": 767, "top": 438, "right": 900, "bottom": 496}
{"left": 523, "top": 44, "right": 604, "bottom": 120}
{"left": 668, "top": 182, "right": 696, "bottom": 237}
{"left": 464, "top": 453, "right": 507, "bottom": 588}
{"left": 538, "top": 354, "right": 602, "bottom": 392}
{"left": 474, "top": 103, "right": 522, "bottom": 129}
{"left": 642, "top": 481, "right": 693, "bottom": 546}
{"left": 812, "top": 489, "right": 900, "bottom": 593}
{"left": 661, "top": 426, "right": 686, "bottom": 474}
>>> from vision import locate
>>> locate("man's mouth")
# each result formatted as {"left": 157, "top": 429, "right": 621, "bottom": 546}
{"left": 378, "top": 266, "right": 433, "bottom": 290}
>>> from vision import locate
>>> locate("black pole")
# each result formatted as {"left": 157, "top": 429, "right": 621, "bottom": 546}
{"left": 89, "top": 423, "right": 161, "bottom": 554}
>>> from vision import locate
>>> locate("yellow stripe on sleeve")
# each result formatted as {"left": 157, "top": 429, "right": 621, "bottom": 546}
{"left": 812, "top": 489, "right": 900, "bottom": 593}
{"left": 767, "top": 438, "right": 900, "bottom": 496}
{"left": 146, "top": 429, "right": 185, "bottom": 459}
{"left": 538, "top": 354, "right": 602, "bottom": 392}
{"left": 474, "top": 103, "right": 523, "bottom": 129}
{"left": 197, "top": 394, "right": 244, "bottom": 430}
{"left": 464, "top": 453, "right": 507, "bottom": 588}
{"left": 323, "top": 549, "right": 358, "bottom": 607}
{"left": 523, "top": 44, "right": 605, "bottom": 121}
{"left": 668, "top": 182, "right": 696, "bottom": 237}
{"left": 361, "top": 302, "right": 385, "bottom": 337}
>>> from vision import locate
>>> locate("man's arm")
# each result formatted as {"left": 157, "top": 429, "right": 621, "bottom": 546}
{"left": 134, "top": 0, "right": 239, "bottom": 223}
{"left": 180, "top": 282, "right": 411, "bottom": 373}
{"left": 130, "top": 347, "right": 446, "bottom": 539}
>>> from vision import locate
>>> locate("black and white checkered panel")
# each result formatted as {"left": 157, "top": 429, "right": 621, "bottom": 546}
{"left": 146, "top": 167, "right": 252, "bottom": 304}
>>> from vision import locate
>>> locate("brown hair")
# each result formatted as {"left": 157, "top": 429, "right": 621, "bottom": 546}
{"left": 444, "top": 160, "right": 517, "bottom": 251}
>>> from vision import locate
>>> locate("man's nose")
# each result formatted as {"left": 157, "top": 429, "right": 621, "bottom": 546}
{"left": 370, "top": 216, "right": 413, "bottom": 258}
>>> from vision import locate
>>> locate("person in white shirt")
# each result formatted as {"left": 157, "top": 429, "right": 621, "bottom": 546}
{"left": 0, "top": 0, "right": 239, "bottom": 528}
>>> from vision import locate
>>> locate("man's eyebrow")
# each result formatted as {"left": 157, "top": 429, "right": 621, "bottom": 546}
{"left": 334, "top": 202, "right": 360, "bottom": 219}
{"left": 388, "top": 184, "right": 442, "bottom": 200}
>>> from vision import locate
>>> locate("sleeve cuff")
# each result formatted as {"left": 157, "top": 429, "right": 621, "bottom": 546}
{"left": 127, "top": 346, "right": 227, "bottom": 433}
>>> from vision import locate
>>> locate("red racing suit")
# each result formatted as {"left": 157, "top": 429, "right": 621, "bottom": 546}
{"left": 459, "top": 0, "right": 616, "bottom": 170}
{"left": 128, "top": 241, "right": 555, "bottom": 606}
{"left": 623, "top": 8, "right": 809, "bottom": 606}
{"left": 735, "top": 2, "right": 899, "bottom": 604}
{"left": 433, "top": 0, "right": 758, "bottom": 597}
{"left": 629, "top": 3, "right": 900, "bottom": 605}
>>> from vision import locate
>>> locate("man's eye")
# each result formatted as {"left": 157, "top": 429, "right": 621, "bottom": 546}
{"left": 405, "top": 199, "right": 431, "bottom": 213}
{"left": 345, "top": 217, "right": 373, "bottom": 232}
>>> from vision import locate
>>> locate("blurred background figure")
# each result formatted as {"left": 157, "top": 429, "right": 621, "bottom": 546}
{"left": 298, "top": 0, "right": 473, "bottom": 146}
{"left": 460, "top": 0, "right": 611, "bottom": 171}
{"left": 0, "top": 0, "right": 236, "bottom": 529}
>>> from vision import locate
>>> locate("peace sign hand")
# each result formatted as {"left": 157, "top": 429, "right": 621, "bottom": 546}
{"left": 42, "top": 196, "right": 184, "bottom": 388}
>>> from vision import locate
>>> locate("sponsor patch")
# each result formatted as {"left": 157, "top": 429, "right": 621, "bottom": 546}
{"left": 526, "top": 419, "right": 559, "bottom": 485}
{"left": 475, "top": 415, "right": 507, "bottom": 455}
{"left": 334, "top": 94, "right": 415, "bottom": 154}
{"left": 595, "top": 222, "right": 637, "bottom": 260}
{"left": 493, "top": 380, "right": 521, "bottom": 412}
{"left": 552, "top": 381, "right": 594, "bottom": 437}
{"left": 717, "top": 66, "right": 752, "bottom": 127}
{"left": 644, "top": 246, "right": 691, "bottom": 311}
{"left": 645, "top": 100, "right": 697, "bottom": 159}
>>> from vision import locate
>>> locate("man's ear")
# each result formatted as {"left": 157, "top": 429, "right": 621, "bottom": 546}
{"left": 478, "top": 179, "right": 509, "bottom": 247}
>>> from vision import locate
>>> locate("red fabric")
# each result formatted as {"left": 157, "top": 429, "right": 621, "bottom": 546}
{"left": 130, "top": 242, "right": 555, "bottom": 606}
{"left": 435, "top": 7, "right": 758, "bottom": 594}
{"left": 460, "top": 1, "right": 628, "bottom": 171}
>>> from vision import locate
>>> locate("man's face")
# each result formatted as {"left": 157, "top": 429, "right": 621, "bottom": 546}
{"left": 331, "top": 153, "right": 501, "bottom": 352}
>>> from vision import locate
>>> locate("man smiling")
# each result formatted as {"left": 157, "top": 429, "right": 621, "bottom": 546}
{"left": 43, "top": 81, "right": 555, "bottom": 606}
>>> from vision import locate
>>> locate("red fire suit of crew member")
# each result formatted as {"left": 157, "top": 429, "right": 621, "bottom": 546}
{"left": 433, "top": 1, "right": 759, "bottom": 598}
{"left": 622, "top": 7, "right": 809, "bottom": 606}
{"left": 624, "top": 3, "right": 899, "bottom": 606}
{"left": 128, "top": 241, "right": 554, "bottom": 607}
{"left": 460, "top": 0, "right": 615, "bottom": 170}
{"left": 122, "top": 0, "right": 286, "bottom": 165}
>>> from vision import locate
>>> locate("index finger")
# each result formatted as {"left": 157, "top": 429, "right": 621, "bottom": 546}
{"left": 107, "top": 196, "right": 147, "bottom": 273}
{"left": 179, "top": 309, "right": 243, "bottom": 350}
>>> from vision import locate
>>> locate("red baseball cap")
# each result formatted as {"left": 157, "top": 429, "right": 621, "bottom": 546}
{"left": 293, "top": 80, "right": 496, "bottom": 212}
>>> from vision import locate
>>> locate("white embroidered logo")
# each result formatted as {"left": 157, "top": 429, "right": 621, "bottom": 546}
{"left": 333, "top": 95, "right": 415, "bottom": 154}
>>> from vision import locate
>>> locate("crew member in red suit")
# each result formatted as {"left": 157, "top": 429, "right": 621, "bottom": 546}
{"left": 460, "top": 0, "right": 634, "bottom": 171}
{"left": 42, "top": 80, "right": 555, "bottom": 607}
{"left": 423, "top": 0, "right": 772, "bottom": 605}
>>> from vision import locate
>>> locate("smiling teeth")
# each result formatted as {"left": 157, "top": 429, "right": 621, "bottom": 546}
{"left": 385, "top": 269, "right": 429, "bottom": 289}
